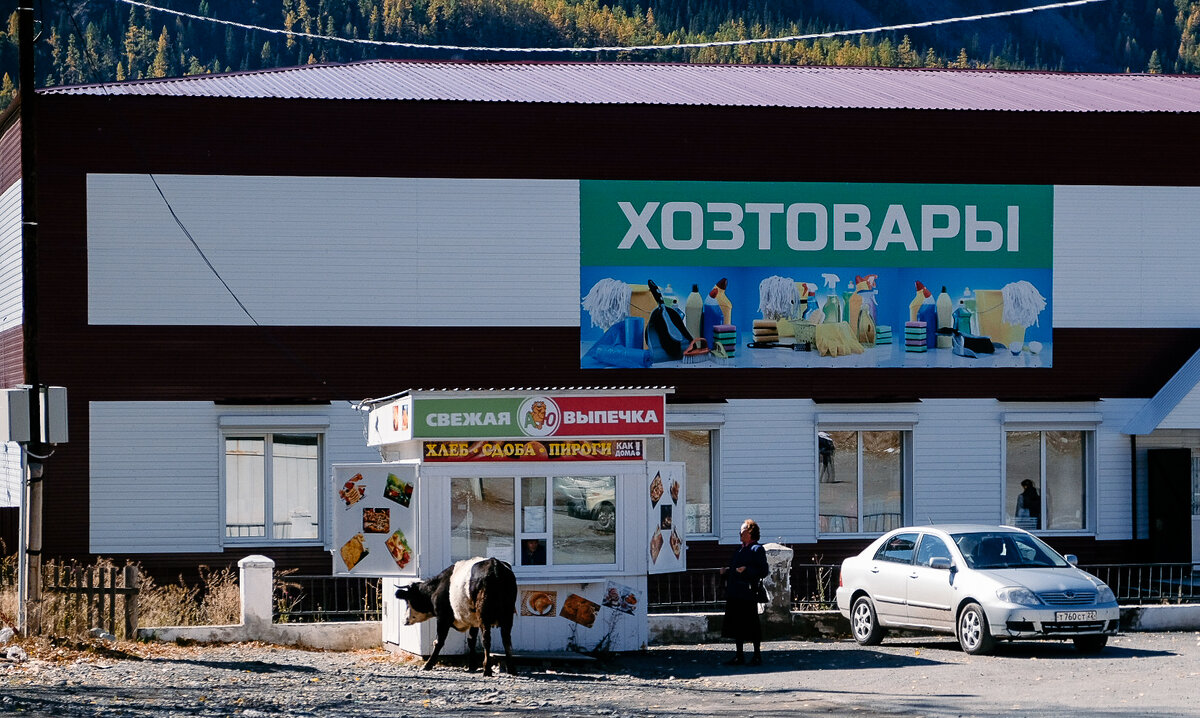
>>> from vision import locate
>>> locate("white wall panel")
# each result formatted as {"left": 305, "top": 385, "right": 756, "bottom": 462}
{"left": 90, "top": 401, "right": 222, "bottom": 553}
{"left": 1055, "top": 186, "right": 1200, "bottom": 328}
{"left": 1093, "top": 399, "right": 1139, "bottom": 540}
{"left": 89, "top": 400, "right": 380, "bottom": 553}
{"left": 718, "top": 400, "right": 815, "bottom": 544}
{"left": 87, "top": 175, "right": 578, "bottom": 326}
{"left": 1160, "top": 386, "right": 1200, "bottom": 430}
{"left": 0, "top": 181, "right": 23, "bottom": 333}
{"left": 911, "top": 400, "right": 1004, "bottom": 526}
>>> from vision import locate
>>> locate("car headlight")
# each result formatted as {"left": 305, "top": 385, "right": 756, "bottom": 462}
{"left": 995, "top": 586, "right": 1041, "bottom": 606}
{"left": 1096, "top": 585, "right": 1116, "bottom": 604}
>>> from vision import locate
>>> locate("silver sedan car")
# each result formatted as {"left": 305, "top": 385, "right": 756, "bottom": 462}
{"left": 835, "top": 524, "right": 1119, "bottom": 654}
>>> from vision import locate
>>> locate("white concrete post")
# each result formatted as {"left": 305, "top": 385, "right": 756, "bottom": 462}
{"left": 238, "top": 555, "right": 275, "bottom": 631}
{"left": 762, "top": 543, "right": 794, "bottom": 624}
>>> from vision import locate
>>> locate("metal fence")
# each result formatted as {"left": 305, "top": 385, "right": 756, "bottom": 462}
{"left": 274, "top": 575, "right": 383, "bottom": 623}
{"left": 647, "top": 562, "right": 1200, "bottom": 614}
{"left": 1080, "top": 563, "right": 1198, "bottom": 606}
{"left": 259, "top": 563, "right": 1197, "bottom": 622}
{"left": 648, "top": 564, "right": 843, "bottom": 613}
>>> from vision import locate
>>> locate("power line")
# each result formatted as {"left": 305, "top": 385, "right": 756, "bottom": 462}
{"left": 114, "top": 0, "right": 1108, "bottom": 54}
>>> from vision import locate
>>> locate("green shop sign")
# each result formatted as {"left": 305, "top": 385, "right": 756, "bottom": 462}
{"left": 580, "top": 180, "right": 1052, "bottom": 269}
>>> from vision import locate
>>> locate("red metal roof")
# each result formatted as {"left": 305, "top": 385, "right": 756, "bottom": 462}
{"left": 39, "top": 61, "right": 1200, "bottom": 112}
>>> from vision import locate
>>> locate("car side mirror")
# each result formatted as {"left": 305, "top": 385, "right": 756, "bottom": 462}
{"left": 929, "top": 557, "right": 952, "bottom": 570}
{"left": 1064, "top": 554, "right": 1078, "bottom": 566}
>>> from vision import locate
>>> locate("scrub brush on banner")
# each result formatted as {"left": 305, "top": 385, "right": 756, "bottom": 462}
{"left": 682, "top": 337, "right": 711, "bottom": 364}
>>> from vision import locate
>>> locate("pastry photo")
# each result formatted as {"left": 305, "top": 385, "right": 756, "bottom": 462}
{"left": 650, "top": 526, "right": 664, "bottom": 563}
{"left": 339, "top": 533, "right": 368, "bottom": 571}
{"left": 560, "top": 593, "right": 599, "bottom": 628}
{"left": 649, "top": 472, "right": 664, "bottom": 507}
{"left": 520, "top": 590, "right": 557, "bottom": 617}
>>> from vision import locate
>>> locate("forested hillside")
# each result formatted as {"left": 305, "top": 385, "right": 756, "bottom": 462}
{"left": 3, "top": 0, "right": 1199, "bottom": 111}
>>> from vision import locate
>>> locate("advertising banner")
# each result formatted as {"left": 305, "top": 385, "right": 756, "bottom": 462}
{"left": 580, "top": 180, "right": 1053, "bottom": 369}
{"left": 422, "top": 438, "right": 644, "bottom": 461}
{"left": 368, "top": 393, "right": 665, "bottom": 440}
{"left": 331, "top": 463, "right": 418, "bottom": 577}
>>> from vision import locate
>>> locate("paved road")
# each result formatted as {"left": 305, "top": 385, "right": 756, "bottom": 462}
{"left": 2, "top": 632, "right": 1198, "bottom": 717}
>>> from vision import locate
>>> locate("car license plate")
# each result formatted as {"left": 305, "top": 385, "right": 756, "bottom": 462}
{"left": 1055, "top": 610, "right": 1097, "bottom": 621}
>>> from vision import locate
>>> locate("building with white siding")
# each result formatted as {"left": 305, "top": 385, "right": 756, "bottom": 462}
{"left": 2, "top": 61, "right": 1200, "bottom": 583}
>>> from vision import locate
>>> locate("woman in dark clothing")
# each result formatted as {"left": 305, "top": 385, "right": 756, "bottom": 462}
{"left": 721, "top": 518, "right": 769, "bottom": 666}
{"left": 1017, "top": 479, "right": 1041, "bottom": 527}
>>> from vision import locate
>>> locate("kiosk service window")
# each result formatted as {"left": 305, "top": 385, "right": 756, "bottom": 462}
{"left": 450, "top": 474, "right": 619, "bottom": 570}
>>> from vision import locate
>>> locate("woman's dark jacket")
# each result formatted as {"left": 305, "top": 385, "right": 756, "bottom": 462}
{"left": 726, "top": 542, "right": 769, "bottom": 601}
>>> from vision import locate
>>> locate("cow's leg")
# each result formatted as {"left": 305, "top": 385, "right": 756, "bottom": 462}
{"left": 466, "top": 626, "right": 479, "bottom": 672}
{"left": 424, "top": 619, "right": 451, "bottom": 671}
{"left": 481, "top": 625, "right": 495, "bottom": 677}
{"left": 500, "top": 617, "right": 517, "bottom": 675}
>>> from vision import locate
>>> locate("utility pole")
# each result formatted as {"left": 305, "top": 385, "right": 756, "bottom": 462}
{"left": 18, "top": 4, "right": 43, "bottom": 637}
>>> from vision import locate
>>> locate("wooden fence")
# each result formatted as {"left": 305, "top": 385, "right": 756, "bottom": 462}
{"left": 42, "top": 563, "right": 140, "bottom": 639}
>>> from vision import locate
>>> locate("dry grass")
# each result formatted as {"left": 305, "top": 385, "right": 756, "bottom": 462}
{"left": 136, "top": 565, "right": 241, "bottom": 628}
{"left": 0, "top": 555, "right": 241, "bottom": 643}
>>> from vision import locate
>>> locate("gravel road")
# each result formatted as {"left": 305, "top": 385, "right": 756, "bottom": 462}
{"left": 3, "top": 632, "right": 1199, "bottom": 717}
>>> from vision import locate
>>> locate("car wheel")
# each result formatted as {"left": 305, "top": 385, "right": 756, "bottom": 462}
{"left": 1073, "top": 635, "right": 1108, "bottom": 653}
{"left": 956, "top": 602, "right": 996, "bottom": 655}
{"left": 850, "top": 596, "right": 886, "bottom": 646}
{"left": 593, "top": 502, "right": 616, "bottom": 533}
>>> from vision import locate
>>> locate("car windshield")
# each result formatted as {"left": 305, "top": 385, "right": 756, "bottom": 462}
{"left": 951, "top": 531, "right": 1071, "bottom": 569}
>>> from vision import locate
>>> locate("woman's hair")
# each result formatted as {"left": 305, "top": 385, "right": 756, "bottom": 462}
{"left": 741, "top": 519, "right": 760, "bottom": 542}
{"left": 1020, "top": 479, "right": 1034, "bottom": 489}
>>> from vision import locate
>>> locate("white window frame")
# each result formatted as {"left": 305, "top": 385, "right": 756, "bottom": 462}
{"left": 1002, "top": 413, "right": 1099, "bottom": 535}
{"left": 219, "top": 415, "right": 329, "bottom": 548}
{"left": 816, "top": 413, "right": 916, "bottom": 537}
{"left": 665, "top": 414, "right": 722, "bottom": 539}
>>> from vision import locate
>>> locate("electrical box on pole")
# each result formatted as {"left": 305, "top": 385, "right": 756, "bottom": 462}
{"left": 1, "top": 386, "right": 32, "bottom": 443}
{"left": 40, "top": 386, "right": 68, "bottom": 444}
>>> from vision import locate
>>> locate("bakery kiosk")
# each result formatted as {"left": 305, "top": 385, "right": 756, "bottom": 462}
{"left": 333, "top": 388, "right": 686, "bottom": 656}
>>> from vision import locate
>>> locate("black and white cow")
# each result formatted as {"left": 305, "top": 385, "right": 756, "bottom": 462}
{"left": 394, "top": 556, "right": 518, "bottom": 676}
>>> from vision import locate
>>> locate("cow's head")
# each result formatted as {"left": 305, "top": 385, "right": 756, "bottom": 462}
{"left": 394, "top": 582, "right": 435, "bottom": 625}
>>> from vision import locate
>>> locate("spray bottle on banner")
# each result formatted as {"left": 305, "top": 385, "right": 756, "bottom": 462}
{"left": 909, "top": 281, "right": 929, "bottom": 323}
{"left": 821, "top": 273, "right": 842, "bottom": 324}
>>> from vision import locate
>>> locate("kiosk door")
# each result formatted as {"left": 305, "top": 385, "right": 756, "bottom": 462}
{"left": 647, "top": 462, "right": 686, "bottom": 574}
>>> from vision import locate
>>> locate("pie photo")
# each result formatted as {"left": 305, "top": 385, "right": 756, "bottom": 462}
{"left": 670, "top": 479, "right": 680, "bottom": 504}
{"left": 338, "top": 473, "right": 366, "bottom": 507}
{"left": 670, "top": 527, "right": 683, "bottom": 559}
{"left": 649, "top": 526, "right": 664, "bottom": 564}
{"left": 649, "top": 472, "right": 664, "bottom": 507}
{"left": 385, "top": 529, "right": 412, "bottom": 570}
{"left": 560, "top": 593, "right": 599, "bottom": 628}
{"left": 339, "top": 533, "right": 368, "bottom": 571}
{"left": 362, "top": 508, "right": 390, "bottom": 533}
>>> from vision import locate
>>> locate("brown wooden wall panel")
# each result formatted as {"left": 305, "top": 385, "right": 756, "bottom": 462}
{"left": 0, "top": 325, "right": 24, "bottom": 388}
